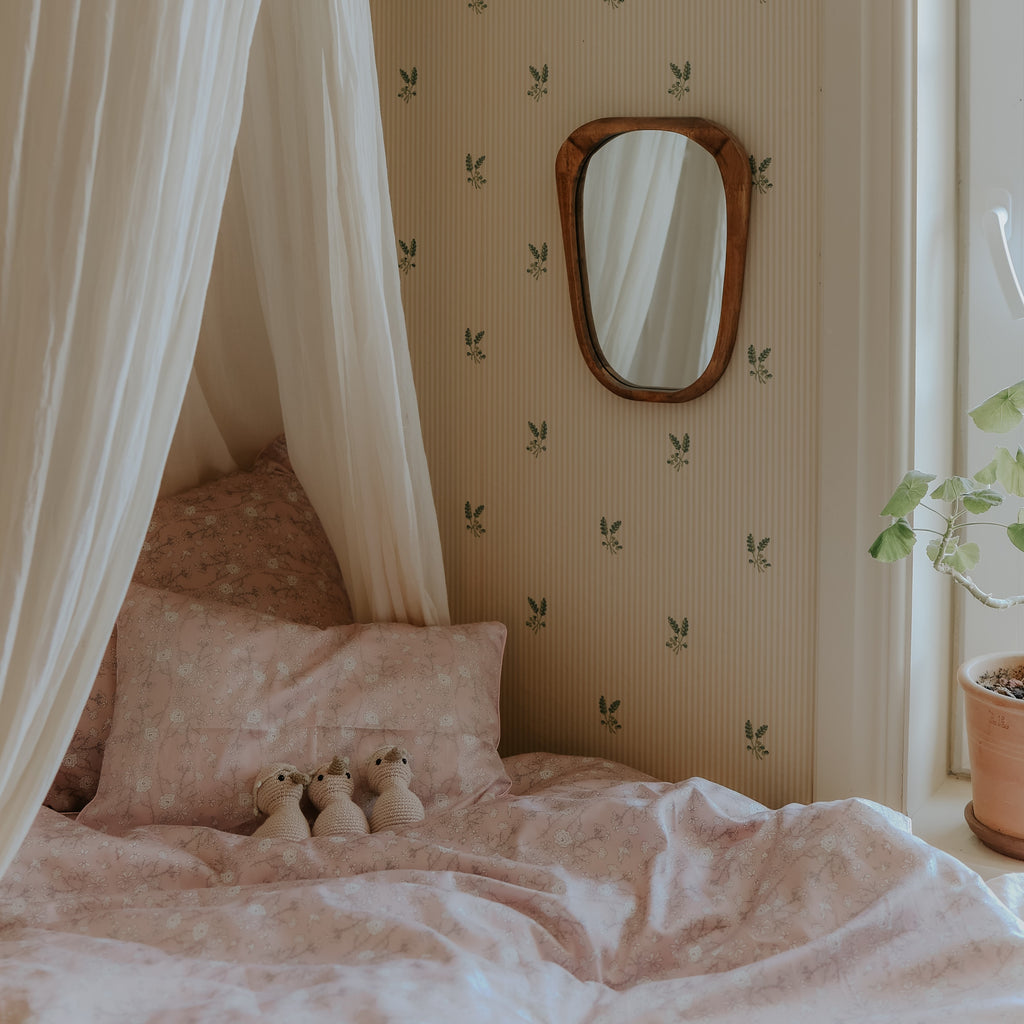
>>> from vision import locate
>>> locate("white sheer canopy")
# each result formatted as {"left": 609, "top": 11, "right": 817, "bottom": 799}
{"left": 0, "top": 0, "right": 449, "bottom": 879}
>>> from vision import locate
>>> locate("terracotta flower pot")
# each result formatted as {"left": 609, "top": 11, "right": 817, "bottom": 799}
{"left": 958, "top": 651, "right": 1024, "bottom": 859}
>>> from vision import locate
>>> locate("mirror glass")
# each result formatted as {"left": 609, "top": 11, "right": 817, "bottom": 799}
{"left": 582, "top": 132, "right": 725, "bottom": 390}
{"left": 556, "top": 117, "right": 751, "bottom": 403}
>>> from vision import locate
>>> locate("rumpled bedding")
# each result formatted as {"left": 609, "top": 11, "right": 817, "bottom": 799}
{"left": 2, "top": 754, "right": 1022, "bottom": 1023}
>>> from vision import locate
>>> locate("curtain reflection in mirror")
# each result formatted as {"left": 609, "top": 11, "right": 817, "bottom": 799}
{"left": 583, "top": 131, "right": 726, "bottom": 389}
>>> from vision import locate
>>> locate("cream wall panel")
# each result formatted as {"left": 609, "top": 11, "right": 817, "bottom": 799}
{"left": 370, "top": 0, "right": 820, "bottom": 807}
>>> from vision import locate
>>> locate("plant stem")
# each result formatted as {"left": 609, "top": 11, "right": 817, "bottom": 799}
{"left": 934, "top": 561, "right": 1024, "bottom": 609}
{"left": 931, "top": 519, "right": 956, "bottom": 570}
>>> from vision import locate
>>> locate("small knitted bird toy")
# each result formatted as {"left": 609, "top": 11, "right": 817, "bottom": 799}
{"left": 252, "top": 762, "right": 311, "bottom": 841}
{"left": 366, "top": 744, "right": 425, "bottom": 833}
{"left": 308, "top": 755, "right": 369, "bottom": 837}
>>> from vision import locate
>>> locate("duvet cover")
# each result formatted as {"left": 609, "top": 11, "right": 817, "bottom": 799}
{"left": 2, "top": 753, "right": 1023, "bottom": 1023}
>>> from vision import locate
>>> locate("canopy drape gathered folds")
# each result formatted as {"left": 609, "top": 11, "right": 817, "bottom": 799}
{"left": 0, "top": 0, "right": 450, "bottom": 880}
{"left": 236, "top": 0, "right": 450, "bottom": 628}
{"left": 0, "top": 0, "right": 260, "bottom": 878}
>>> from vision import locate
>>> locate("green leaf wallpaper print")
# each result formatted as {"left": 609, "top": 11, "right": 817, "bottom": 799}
{"left": 465, "top": 501, "right": 486, "bottom": 537}
{"left": 465, "top": 153, "right": 487, "bottom": 189}
{"left": 600, "top": 516, "right": 623, "bottom": 554}
{"left": 750, "top": 155, "right": 774, "bottom": 194}
{"left": 397, "top": 67, "right": 418, "bottom": 103}
{"left": 465, "top": 328, "right": 486, "bottom": 364}
{"left": 526, "top": 242, "right": 548, "bottom": 279}
{"left": 668, "top": 61, "right": 691, "bottom": 99}
{"left": 526, "top": 596, "right": 548, "bottom": 633}
{"left": 599, "top": 696, "right": 622, "bottom": 734}
{"left": 746, "top": 534, "right": 772, "bottom": 572}
{"left": 667, "top": 432, "right": 690, "bottom": 469}
{"left": 467, "top": 0, "right": 487, "bottom": 12}
{"left": 526, "top": 420, "right": 548, "bottom": 456}
{"left": 666, "top": 616, "right": 689, "bottom": 653}
{"left": 398, "top": 238, "right": 416, "bottom": 274}
{"left": 747, "top": 345, "right": 772, "bottom": 382}
{"left": 603, "top": 0, "right": 626, "bottom": 9}
{"left": 527, "top": 64, "right": 549, "bottom": 101}
{"left": 745, "top": 720, "right": 770, "bottom": 760}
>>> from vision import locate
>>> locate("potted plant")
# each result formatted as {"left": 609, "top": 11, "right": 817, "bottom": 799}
{"left": 870, "top": 380, "right": 1024, "bottom": 859}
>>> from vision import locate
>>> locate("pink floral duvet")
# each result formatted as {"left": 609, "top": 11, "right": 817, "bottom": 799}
{"left": 2, "top": 754, "right": 1023, "bottom": 1023}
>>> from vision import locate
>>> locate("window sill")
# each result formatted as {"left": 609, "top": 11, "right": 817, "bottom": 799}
{"left": 911, "top": 776, "right": 1024, "bottom": 880}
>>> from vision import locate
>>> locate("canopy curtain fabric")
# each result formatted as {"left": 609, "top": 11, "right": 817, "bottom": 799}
{"left": 0, "top": 0, "right": 450, "bottom": 880}
{"left": 0, "top": 0, "right": 260, "bottom": 878}
{"left": 234, "top": 0, "right": 449, "bottom": 628}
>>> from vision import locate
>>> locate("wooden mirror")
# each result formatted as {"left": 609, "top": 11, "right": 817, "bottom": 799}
{"left": 556, "top": 116, "right": 751, "bottom": 402}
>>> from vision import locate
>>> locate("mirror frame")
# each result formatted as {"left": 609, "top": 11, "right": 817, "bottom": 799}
{"left": 556, "top": 116, "right": 751, "bottom": 402}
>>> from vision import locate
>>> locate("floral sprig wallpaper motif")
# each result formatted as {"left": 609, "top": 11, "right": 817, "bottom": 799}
{"left": 526, "top": 420, "right": 548, "bottom": 456}
{"left": 465, "top": 153, "right": 487, "bottom": 189}
{"left": 600, "top": 516, "right": 623, "bottom": 554}
{"left": 398, "top": 238, "right": 416, "bottom": 274}
{"left": 668, "top": 61, "right": 691, "bottom": 99}
{"left": 666, "top": 616, "right": 689, "bottom": 653}
{"left": 397, "top": 67, "right": 417, "bottom": 103}
{"left": 750, "top": 155, "right": 774, "bottom": 194}
{"left": 747, "top": 534, "right": 772, "bottom": 572}
{"left": 599, "top": 696, "right": 622, "bottom": 734}
{"left": 465, "top": 328, "right": 486, "bottom": 364}
{"left": 745, "top": 721, "right": 770, "bottom": 760}
{"left": 526, "top": 243, "right": 548, "bottom": 279}
{"left": 666, "top": 432, "right": 690, "bottom": 469}
{"left": 748, "top": 345, "right": 772, "bottom": 382}
{"left": 526, "top": 596, "right": 547, "bottom": 633}
{"left": 527, "top": 64, "right": 549, "bottom": 101}
{"left": 465, "top": 502, "right": 486, "bottom": 537}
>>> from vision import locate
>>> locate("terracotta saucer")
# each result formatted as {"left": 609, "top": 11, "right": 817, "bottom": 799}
{"left": 964, "top": 801, "right": 1024, "bottom": 861}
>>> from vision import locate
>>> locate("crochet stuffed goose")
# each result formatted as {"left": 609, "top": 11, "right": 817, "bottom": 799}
{"left": 366, "top": 744, "right": 424, "bottom": 833}
{"left": 252, "top": 763, "right": 311, "bottom": 840}
{"left": 308, "top": 755, "right": 369, "bottom": 837}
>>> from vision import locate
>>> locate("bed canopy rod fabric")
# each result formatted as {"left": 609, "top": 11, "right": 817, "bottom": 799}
{"left": 0, "top": 0, "right": 449, "bottom": 879}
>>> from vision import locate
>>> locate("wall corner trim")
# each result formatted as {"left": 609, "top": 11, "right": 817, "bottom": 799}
{"left": 815, "top": 1, "right": 917, "bottom": 809}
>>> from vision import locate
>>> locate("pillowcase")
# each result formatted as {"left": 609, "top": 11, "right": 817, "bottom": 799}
{"left": 77, "top": 585, "right": 509, "bottom": 833}
{"left": 45, "top": 436, "right": 353, "bottom": 812}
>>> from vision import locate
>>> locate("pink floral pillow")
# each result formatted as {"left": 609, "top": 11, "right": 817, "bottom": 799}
{"left": 77, "top": 585, "right": 509, "bottom": 833}
{"left": 45, "top": 437, "right": 353, "bottom": 812}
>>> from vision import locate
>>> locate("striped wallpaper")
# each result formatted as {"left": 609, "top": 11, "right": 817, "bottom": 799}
{"left": 369, "top": 0, "right": 820, "bottom": 807}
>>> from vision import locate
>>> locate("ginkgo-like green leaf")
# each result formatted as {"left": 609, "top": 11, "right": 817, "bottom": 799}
{"left": 969, "top": 381, "right": 1024, "bottom": 433}
{"left": 974, "top": 458, "right": 998, "bottom": 486}
{"left": 869, "top": 519, "right": 917, "bottom": 562}
{"left": 1008, "top": 523, "right": 1024, "bottom": 554}
{"left": 946, "top": 542, "right": 981, "bottom": 573}
{"left": 880, "top": 471, "right": 936, "bottom": 517}
{"left": 962, "top": 486, "right": 1004, "bottom": 514}
{"left": 930, "top": 476, "right": 973, "bottom": 501}
{"left": 994, "top": 446, "right": 1024, "bottom": 497}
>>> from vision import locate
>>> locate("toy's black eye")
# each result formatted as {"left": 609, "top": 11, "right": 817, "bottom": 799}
{"left": 277, "top": 774, "right": 285, "bottom": 781}
{"left": 375, "top": 758, "right": 382, "bottom": 765}
{"left": 402, "top": 758, "right": 407, "bottom": 764}
{"left": 317, "top": 774, "right": 324, "bottom": 782}
{"left": 345, "top": 772, "right": 351, "bottom": 779}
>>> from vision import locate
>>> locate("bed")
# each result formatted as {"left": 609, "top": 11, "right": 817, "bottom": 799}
{"left": 1, "top": 441, "right": 1023, "bottom": 1023}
